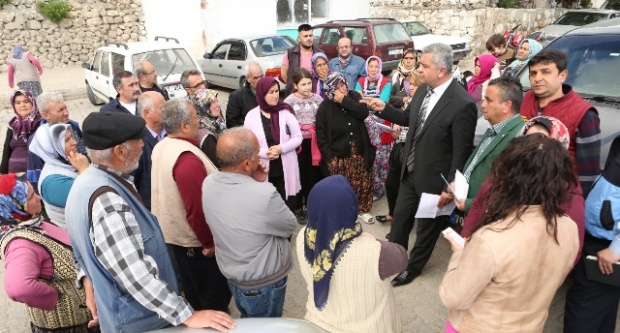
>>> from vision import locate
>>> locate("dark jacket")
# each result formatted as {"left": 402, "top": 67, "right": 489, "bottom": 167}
{"left": 140, "top": 83, "right": 170, "bottom": 101}
{"left": 100, "top": 98, "right": 135, "bottom": 114}
{"left": 132, "top": 131, "right": 159, "bottom": 211}
{"left": 226, "top": 81, "right": 258, "bottom": 128}
{"left": 285, "top": 44, "right": 323, "bottom": 96}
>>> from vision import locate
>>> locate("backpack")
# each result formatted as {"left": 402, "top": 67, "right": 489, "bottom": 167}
{"left": 585, "top": 135, "right": 620, "bottom": 241}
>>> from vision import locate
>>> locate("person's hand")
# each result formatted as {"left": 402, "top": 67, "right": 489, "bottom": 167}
{"left": 251, "top": 160, "right": 269, "bottom": 182}
{"left": 454, "top": 197, "right": 465, "bottom": 211}
{"left": 334, "top": 89, "right": 346, "bottom": 103}
{"left": 402, "top": 96, "right": 409, "bottom": 104}
{"left": 390, "top": 125, "right": 400, "bottom": 140}
{"left": 266, "top": 145, "right": 281, "bottom": 160}
{"left": 202, "top": 246, "right": 215, "bottom": 257}
{"left": 68, "top": 151, "right": 89, "bottom": 173}
{"left": 493, "top": 62, "right": 501, "bottom": 71}
{"left": 82, "top": 277, "right": 99, "bottom": 328}
{"left": 184, "top": 310, "right": 236, "bottom": 332}
{"left": 597, "top": 248, "right": 620, "bottom": 275}
{"left": 437, "top": 182, "right": 455, "bottom": 208}
{"left": 360, "top": 97, "right": 386, "bottom": 112}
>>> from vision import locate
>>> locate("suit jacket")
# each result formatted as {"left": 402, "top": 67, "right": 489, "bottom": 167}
{"left": 132, "top": 132, "right": 158, "bottom": 211}
{"left": 461, "top": 115, "right": 524, "bottom": 211}
{"left": 377, "top": 80, "right": 477, "bottom": 195}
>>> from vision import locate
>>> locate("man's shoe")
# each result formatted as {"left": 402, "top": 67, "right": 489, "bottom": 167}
{"left": 391, "top": 271, "right": 418, "bottom": 287}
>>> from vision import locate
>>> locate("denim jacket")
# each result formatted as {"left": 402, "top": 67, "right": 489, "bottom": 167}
{"left": 328, "top": 54, "right": 367, "bottom": 90}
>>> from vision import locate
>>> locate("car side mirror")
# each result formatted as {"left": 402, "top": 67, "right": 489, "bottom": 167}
{"left": 81, "top": 63, "right": 91, "bottom": 70}
{"left": 203, "top": 53, "right": 212, "bottom": 59}
{"left": 429, "top": 29, "right": 433, "bottom": 34}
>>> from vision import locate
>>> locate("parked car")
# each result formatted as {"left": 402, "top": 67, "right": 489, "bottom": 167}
{"left": 145, "top": 318, "right": 329, "bottom": 333}
{"left": 312, "top": 18, "right": 414, "bottom": 74}
{"left": 601, "top": 0, "right": 620, "bottom": 9}
{"left": 476, "top": 22, "right": 620, "bottom": 166}
{"left": 277, "top": 28, "right": 299, "bottom": 42}
{"left": 401, "top": 21, "right": 471, "bottom": 63}
{"left": 537, "top": 9, "right": 620, "bottom": 44}
{"left": 81, "top": 37, "right": 203, "bottom": 105}
{"left": 198, "top": 34, "right": 295, "bottom": 90}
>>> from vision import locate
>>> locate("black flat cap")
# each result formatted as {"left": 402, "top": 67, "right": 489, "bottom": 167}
{"left": 82, "top": 112, "right": 147, "bottom": 150}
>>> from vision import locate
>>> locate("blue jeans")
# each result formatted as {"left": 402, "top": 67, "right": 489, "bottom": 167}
{"left": 227, "top": 277, "right": 287, "bottom": 318}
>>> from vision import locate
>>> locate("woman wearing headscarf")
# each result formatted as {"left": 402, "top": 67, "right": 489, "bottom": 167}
{"left": 461, "top": 116, "right": 584, "bottom": 265}
{"left": 192, "top": 88, "right": 226, "bottom": 169}
{"left": 311, "top": 52, "right": 330, "bottom": 100}
{"left": 244, "top": 77, "right": 302, "bottom": 210}
{"left": 0, "top": 174, "right": 97, "bottom": 332}
{"left": 28, "top": 123, "right": 89, "bottom": 228}
{"left": 0, "top": 90, "right": 42, "bottom": 175}
{"left": 440, "top": 134, "right": 579, "bottom": 333}
{"left": 316, "top": 72, "right": 375, "bottom": 220}
{"left": 354, "top": 56, "right": 395, "bottom": 202}
{"left": 503, "top": 39, "right": 543, "bottom": 77}
{"left": 296, "top": 175, "right": 407, "bottom": 333}
{"left": 389, "top": 49, "right": 421, "bottom": 110}
{"left": 7, "top": 45, "right": 44, "bottom": 98}
{"left": 467, "top": 53, "right": 501, "bottom": 108}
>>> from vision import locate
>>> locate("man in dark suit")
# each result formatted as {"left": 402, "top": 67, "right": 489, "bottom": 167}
{"left": 132, "top": 91, "right": 166, "bottom": 210}
{"left": 365, "top": 43, "right": 478, "bottom": 286}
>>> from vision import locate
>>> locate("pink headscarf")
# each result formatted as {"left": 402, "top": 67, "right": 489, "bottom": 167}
{"left": 467, "top": 54, "right": 500, "bottom": 94}
{"left": 362, "top": 56, "right": 384, "bottom": 96}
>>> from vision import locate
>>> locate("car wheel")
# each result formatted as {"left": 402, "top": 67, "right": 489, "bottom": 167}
{"left": 239, "top": 76, "right": 246, "bottom": 89}
{"left": 86, "top": 83, "right": 105, "bottom": 106}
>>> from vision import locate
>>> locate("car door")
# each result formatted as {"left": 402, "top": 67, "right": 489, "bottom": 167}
{"left": 202, "top": 42, "right": 230, "bottom": 88}
{"left": 99, "top": 51, "right": 116, "bottom": 100}
{"left": 223, "top": 41, "right": 248, "bottom": 88}
{"left": 86, "top": 50, "right": 107, "bottom": 101}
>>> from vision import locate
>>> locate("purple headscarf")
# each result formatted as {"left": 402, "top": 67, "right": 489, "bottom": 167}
{"left": 255, "top": 77, "right": 294, "bottom": 145}
{"left": 8, "top": 90, "right": 42, "bottom": 142}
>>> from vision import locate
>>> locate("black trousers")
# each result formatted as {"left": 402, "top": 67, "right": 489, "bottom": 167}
{"left": 564, "top": 234, "right": 620, "bottom": 333}
{"left": 296, "top": 138, "right": 324, "bottom": 209}
{"left": 389, "top": 171, "right": 449, "bottom": 274}
{"left": 270, "top": 174, "right": 297, "bottom": 211}
{"left": 385, "top": 165, "right": 401, "bottom": 217}
{"left": 169, "top": 244, "right": 231, "bottom": 312}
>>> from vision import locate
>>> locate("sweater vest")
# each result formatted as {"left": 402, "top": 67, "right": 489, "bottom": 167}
{"left": 520, "top": 87, "right": 595, "bottom": 163}
{"left": 296, "top": 232, "right": 402, "bottom": 333}
{"left": 0, "top": 228, "right": 91, "bottom": 330}
{"left": 38, "top": 164, "right": 78, "bottom": 229}
{"left": 151, "top": 137, "right": 217, "bottom": 247}
{"left": 65, "top": 166, "right": 178, "bottom": 332}
{"left": 9, "top": 54, "right": 40, "bottom": 83}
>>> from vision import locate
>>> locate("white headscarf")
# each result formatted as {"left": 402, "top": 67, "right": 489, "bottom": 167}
{"left": 29, "top": 123, "right": 75, "bottom": 172}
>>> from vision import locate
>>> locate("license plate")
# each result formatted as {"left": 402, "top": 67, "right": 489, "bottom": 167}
{"left": 388, "top": 49, "right": 403, "bottom": 56}
{"left": 165, "top": 83, "right": 183, "bottom": 92}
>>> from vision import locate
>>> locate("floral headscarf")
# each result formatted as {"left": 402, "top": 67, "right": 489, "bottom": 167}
{"left": 192, "top": 88, "right": 227, "bottom": 138}
{"left": 467, "top": 53, "right": 500, "bottom": 95}
{"left": 395, "top": 49, "right": 419, "bottom": 93}
{"left": 304, "top": 175, "right": 362, "bottom": 310}
{"left": 8, "top": 90, "right": 42, "bottom": 142}
{"left": 323, "top": 72, "right": 348, "bottom": 102}
{"left": 311, "top": 52, "right": 330, "bottom": 96}
{"left": 0, "top": 174, "right": 41, "bottom": 238}
{"left": 523, "top": 116, "right": 570, "bottom": 150}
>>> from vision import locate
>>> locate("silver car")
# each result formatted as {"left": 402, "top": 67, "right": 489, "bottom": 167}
{"left": 538, "top": 9, "right": 620, "bottom": 44}
{"left": 198, "top": 34, "right": 296, "bottom": 90}
{"left": 146, "top": 318, "right": 329, "bottom": 333}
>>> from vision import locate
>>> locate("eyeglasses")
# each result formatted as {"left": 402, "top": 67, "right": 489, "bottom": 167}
{"left": 189, "top": 80, "right": 207, "bottom": 89}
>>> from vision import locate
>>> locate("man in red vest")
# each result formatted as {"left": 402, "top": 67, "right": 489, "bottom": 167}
{"left": 520, "top": 49, "right": 600, "bottom": 197}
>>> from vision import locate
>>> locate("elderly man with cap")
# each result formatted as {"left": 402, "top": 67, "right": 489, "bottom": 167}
{"left": 65, "top": 111, "right": 235, "bottom": 332}
{"left": 151, "top": 98, "right": 231, "bottom": 313}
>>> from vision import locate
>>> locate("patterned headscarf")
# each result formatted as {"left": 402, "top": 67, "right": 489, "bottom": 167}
{"left": 0, "top": 174, "right": 41, "bottom": 238}
{"left": 507, "top": 39, "right": 543, "bottom": 70}
{"left": 256, "top": 77, "right": 294, "bottom": 145}
{"left": 304, "top": 175, "right": 362, "bottom": 310}
{"left": 523, "top": 116, "right": 570, "bottom": 150}
{"left": 12, "top": 45, "right": 24, "bottom": 59}
{"left": 395, "top": 49, "right": 418, "bottom": 92}
{"left": 192, "top": 88, "right": 226, "bottom": 138}
{"left": 29, "top": 123, "right": 75, "bottom": 172}
{"left": 311, "top": 52, "right": 329, "bottom": 80}
{"left": 323, "top": 72, "right": 348, "bottom": 102}
{"left": 8, "top": 90, "right": 42, "bottom": 142}
{"left": 467, "top": 53, "right": 500, "bottom": 95}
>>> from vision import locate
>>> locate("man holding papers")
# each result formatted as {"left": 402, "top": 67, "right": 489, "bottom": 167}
{"left": 363, "top": 43, "right": 477, "bottom": 287}
{"left": 456, "top": 77, "right": 525, "bottom": 213}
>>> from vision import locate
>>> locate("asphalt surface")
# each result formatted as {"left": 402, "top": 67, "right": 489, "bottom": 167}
{"left": 0, "top": 65, "right": 618, "bottom": 332}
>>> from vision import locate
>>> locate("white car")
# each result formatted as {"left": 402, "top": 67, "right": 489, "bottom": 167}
{"left": 81, "top": 37, "right": 204, "bottom": 105}
{"left": 198, "top": 34, "right": 295, "bottom": 90}
{"left": 402, "top": 21, "right": 471, "bottom": 63}
{"left": 538, "top": 9, "right": 620, "bottom": 44}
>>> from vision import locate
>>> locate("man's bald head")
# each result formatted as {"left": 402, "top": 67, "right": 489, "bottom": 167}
{"left": 217, "top": 127, "right": 259, "bottom": 171}
{"left": 337, "top": 38, "right": 352, "bottom": 58}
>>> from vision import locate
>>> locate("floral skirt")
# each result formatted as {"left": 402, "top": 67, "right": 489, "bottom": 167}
{"left": 17, "top": 81, "right": 43, "bottom": 99}
{"left": 327, "top": 147, "right": 373, "bottom": 213}
{"left": 372, "top": 143, "right": 392, "bottom": 196}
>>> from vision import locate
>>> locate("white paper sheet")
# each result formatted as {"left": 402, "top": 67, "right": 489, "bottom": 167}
{"left": 454, "top": 170, "right": 469, "bottom": 202}
{"left": 415, "top": 193, "right": 456, "bottom": 218}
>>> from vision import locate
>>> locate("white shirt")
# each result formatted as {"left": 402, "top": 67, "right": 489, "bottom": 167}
{"left": 421, "top": 78, "right": 452, "bottom": 123}
{"left": 146, "top": 126, "right": 167, "bottom": 141}
{"left": 119, "top": 101, "right": 137, "bottom": 115}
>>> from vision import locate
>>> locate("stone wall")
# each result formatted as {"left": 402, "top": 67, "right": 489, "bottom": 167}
{"left": 370, "top": 3, "right": 566, "bottom": 57}
{"left": 0, "top": 0, "right": 146, "bottom": 72}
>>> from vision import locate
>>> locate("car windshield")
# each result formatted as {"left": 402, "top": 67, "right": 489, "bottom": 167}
{"left": 553, "top": 12, "right": 609, "bottom": 26}
{"left": 250, "top": 36, "right": 295, "bottom": 57}
{"left": 403, "top": 21, "right": 431, "bottom": 36}
{"left": 373, "top": 23, "right": 411, "bottom": 43}
{"left": 604, "top": 0, "right": 620, "bottom": 9}
{"left": 132, "top": 48, "right": 197, "bottom": 77}
{"left": 519, "top": 33, "right": 620, "bottom": 98}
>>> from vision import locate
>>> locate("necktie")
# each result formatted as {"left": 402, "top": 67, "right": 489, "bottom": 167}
{"left": 406, "top": 87, "right": 434, "bottom": 173}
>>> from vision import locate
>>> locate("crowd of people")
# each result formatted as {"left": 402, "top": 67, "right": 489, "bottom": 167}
{"left": 0, "top": 23, "right": 617, "bottom": 333}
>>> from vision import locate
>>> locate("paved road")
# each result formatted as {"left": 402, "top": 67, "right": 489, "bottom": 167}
{"left": 0, "top": 66, "right": 617, "bottom": 332}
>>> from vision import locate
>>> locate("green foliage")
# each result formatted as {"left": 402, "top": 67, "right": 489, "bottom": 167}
{"left": 36, "top": 0, "right": 71, "bottom": 24}
{"left": 497, "top": 0, "right": 519, "bottom": 8}
{"left": 0, "top": 0, "right": 12, "bottom": 9}
{"left": 581, "top": 0, "right": 592, "bottom": 7}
